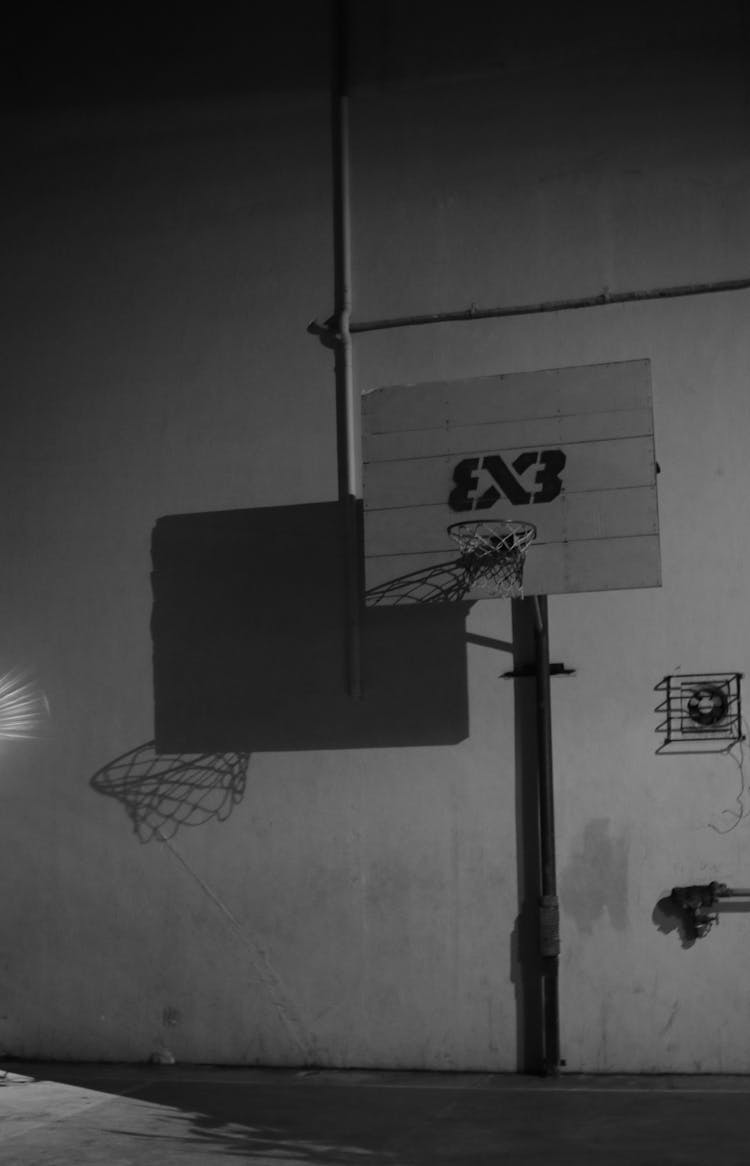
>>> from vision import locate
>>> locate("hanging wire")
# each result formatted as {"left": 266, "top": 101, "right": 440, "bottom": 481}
{"left": 707, "top": 717, "right": 750, "bottom": 834}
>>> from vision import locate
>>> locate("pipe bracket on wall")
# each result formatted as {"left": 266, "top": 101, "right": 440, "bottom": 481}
{"left": 307, "top": 317, "right": 338, "bottom": 349}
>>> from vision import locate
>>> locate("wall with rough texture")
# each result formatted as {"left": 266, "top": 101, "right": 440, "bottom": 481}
{"left": 1, "top": 7, "right": 750, "bottom": 1070}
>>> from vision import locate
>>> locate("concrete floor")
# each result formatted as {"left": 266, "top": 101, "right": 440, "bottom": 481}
{"left": 2, "top": 1063, "right": 750, "bottom": 1164}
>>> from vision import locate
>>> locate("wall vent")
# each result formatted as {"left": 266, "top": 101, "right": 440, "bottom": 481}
{"left": 655, "top": 673, "right": 743, "bottom": 754}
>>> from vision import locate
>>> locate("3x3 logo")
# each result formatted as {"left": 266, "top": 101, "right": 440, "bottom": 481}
{"left": 449, "top": 449, "right": 567, "bottom": 511}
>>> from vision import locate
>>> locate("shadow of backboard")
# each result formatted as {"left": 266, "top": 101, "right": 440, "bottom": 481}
{"left": 152, "top": 503, "right": 469, "bottom": 752}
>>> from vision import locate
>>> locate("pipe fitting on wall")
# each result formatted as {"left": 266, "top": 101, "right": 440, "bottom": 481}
{"left": 670, "top": 882, "right": 728, "bottom": 938}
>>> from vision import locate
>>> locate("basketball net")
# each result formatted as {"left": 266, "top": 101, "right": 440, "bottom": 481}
{"left": 448, "top": 520, "right": 536, "bottom": 599}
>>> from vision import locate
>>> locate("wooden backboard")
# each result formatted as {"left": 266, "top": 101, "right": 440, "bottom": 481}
{"left": 363, "top": 360, "right": 661, "bottom": 601}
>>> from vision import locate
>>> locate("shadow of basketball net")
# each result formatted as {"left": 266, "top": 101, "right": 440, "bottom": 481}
{"left": 90, "top": 741, "right": 250, "bottom": 843}
{"left": 365, "top": 520, "right": 535, "bottom": 605}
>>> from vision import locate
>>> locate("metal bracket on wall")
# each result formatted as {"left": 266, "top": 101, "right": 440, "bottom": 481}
{"left": 502, "top": 663, "right": 575, "bottom": 679}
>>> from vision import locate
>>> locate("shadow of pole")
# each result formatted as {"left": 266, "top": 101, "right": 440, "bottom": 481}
{"left": 90, "top": 741, "right": 250, "bottom": 842}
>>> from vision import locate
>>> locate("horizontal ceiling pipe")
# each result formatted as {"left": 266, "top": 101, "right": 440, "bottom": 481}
{"left": 349, "top": 276, "right": 750, "bottom": 335}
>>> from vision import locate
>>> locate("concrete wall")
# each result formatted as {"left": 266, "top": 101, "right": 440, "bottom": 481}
{"left": 2, "top": 8, "right": 750, "bottom": 1070}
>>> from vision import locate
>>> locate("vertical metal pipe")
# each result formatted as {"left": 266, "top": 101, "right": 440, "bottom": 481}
{"left": 533, "top": 595, "right": 560, "bottom": 1074}
{"left": 510, "top": 598, "right": 545, "bottom": 1073}
{"left": 331, "top": 0, "right": 362, "bottom": 697}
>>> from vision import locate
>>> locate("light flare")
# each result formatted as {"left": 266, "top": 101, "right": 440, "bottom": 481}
{"left": 0, "top": 670, "right": 50, "bottom": 740}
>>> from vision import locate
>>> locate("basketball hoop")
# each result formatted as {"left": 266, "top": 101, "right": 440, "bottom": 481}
{"left": 448, "top": 519, "right": 536, "bottom": 599}
{"left": 365, "top": 518, "right": 537, "bottom": 605}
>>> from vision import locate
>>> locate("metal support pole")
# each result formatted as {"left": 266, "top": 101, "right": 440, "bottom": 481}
{"left": 533, "top": 595, "right": 560, "bottom": 1075}
{"left": 331, "top": 0, "right": 362, "bottom": 698}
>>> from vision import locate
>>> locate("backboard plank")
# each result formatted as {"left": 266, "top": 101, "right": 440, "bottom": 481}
{"left": 365, "top": 436, "right": 656, "bottom": 509}
{"left": 363, "top": 359, "right": 652, "bottom": 434}
{"left": 364, "top": 408, "right": 654, "bottom": 463}
{"left": 366, "top": 536, "right": 661, "bottom": 600}
{"left": 366, "top": 486, "right": 659, "bottom": 557}
{"left": 362, "top": 360, "right": 660, "bottom": 602}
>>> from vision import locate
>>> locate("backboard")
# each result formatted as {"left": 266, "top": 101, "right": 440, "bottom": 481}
{"left": 363, "top": 360, "right": 660, "bottom": 602}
